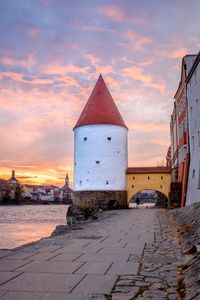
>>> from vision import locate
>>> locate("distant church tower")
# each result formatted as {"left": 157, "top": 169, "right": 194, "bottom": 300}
{"left": 73, "top": 75, "right": 128, "bottom": 208}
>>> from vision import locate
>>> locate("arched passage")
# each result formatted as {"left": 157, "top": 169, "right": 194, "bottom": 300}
{"left": 129, "top": 189, "right": 169, "bottom": 208}
{"left": 126, "top": 166, "right": 171, "bottom": 204}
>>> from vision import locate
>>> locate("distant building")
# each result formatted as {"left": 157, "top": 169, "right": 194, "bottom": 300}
{"left": 186, "top": 52, "right": 200, "bottom": 205}
{"left": 62, "top": 173, "right": 73, "bottom": 193}
{"left": 8, "top": 170, "right": 18, "bottom": 186}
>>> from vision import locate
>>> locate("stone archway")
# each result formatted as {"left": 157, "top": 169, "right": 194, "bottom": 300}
{"left": 126, "top": 167, "right": 171, "bottom": 204}
{"left": 129, "top": 189, "right": 169, "bottom": 208}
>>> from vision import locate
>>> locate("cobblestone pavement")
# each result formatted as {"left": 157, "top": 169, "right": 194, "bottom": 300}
{"left": 0, "top": 208, "right": 192, "bottom": 299}
{"left": 111, "top": 210, "right": 188, "bottom": 300}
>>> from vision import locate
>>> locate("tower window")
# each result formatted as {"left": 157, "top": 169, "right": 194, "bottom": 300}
{"left": 107, "top": 137, "right": 111, "bottom": 141}
{"left": 161, "top": 176, "right": 163, "bottom": 180}
{"left": 160, "top": 185, "right": 162, "bottom": 189}
{"left": 132, "top": 185, "right": 134, "bottom": 188}
{"left": 84, "top": 137, "right": 87, "bottom": 141}
{"left": 148, "top": 176, "right": 150, "bottom": 180}
{"left": 106, "top": 181, "right": 109, "bottom": 185}
{"left": 133, "top": 176, "right": 135, "bottom": 180}
{"left": 96, "top": 161, "right": 100, "bottom": 164}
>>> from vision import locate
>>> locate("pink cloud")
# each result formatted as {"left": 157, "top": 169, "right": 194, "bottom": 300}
{"left": 0, "top": 54, "right": 36, "bottom": 67}
{"left": 127, "top": 121, "right": 169, "bottom": 133}
{"left": 27, "top": 27, "right": 40, "bottom": 38}
{"left": 46, "top": 63, "right": 89, "bottom": 75}
{"left": 122, "top": 29, "right": 152, "bottom": 50}
{"left": 157, "top": 48, "right": 187, "bottom": 59}
{"left": 99, "top": 5, "right": 145, "bottom": 24}
{"left": 123, "top": 66, "right": 166, "bottom": 94}
{"left": 151, "top": 138, "right": 170, "bottom": 146}
{"left": 101, "top": 5, "right": 125, "bottom": 22}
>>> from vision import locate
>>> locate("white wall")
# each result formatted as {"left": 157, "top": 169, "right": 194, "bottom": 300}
{"left": 186, "top": 59, "right": 200, "bottom": 205}
{"left": 74, "top": 124, "right": 128, "bottom": 191}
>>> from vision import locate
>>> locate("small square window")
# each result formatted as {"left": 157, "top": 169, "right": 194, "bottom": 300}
{"left": 106, "top": 181, "right": 109, "bottom": 185}
{"left": 84, "top": 137, "right": 87, "bottom": 141}
{"left": 107, "top": 137, "right": 111, "bottom": 141}
{"left": 96, "top": 161, "right": 100, "bottom": 164}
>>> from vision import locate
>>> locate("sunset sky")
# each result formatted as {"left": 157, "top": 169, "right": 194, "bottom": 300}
{"left": 0, "top": 0, "right": 200, "bottom": 187}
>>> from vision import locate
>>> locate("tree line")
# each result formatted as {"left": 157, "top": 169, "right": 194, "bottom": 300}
{"left": 0, "top": 179, "right": 23, "bottom": 204}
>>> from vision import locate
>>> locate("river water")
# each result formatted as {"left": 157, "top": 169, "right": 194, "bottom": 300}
{"left": 0, "top": 205, "right": 68, "bottom": 249}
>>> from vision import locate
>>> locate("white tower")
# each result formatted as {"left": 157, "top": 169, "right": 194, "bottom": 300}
{"left": 73, "top": 75, "right": 128, "bottom": 208}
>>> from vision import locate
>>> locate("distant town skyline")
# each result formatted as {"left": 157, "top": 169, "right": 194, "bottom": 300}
{"left": 0, "top": 0, "right": 200, "bottom": 186}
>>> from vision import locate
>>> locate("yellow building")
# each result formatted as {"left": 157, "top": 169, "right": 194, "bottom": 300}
{"left": 126, "top": 167, "right": 171, "bottom": 203}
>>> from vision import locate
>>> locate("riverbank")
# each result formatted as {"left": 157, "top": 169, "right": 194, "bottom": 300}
{"left": 0, "top": 205, "right": 199, "bottom": 299}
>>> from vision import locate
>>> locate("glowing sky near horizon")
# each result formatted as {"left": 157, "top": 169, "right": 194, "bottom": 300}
{"left": 0, "top": 0, "right": 200, "bottom": 187}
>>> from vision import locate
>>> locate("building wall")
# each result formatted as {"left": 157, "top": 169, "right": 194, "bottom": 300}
{"left": 186, "top": 59, "right": 200, "bottom": 205}
{"left": 126, "top": 172, "right": 171, "bottom": 203}
{"left": 74, "top": 124, "right": 128, "bottom": 191}
{"left": 170, "top": 103, "right": 178, "bottom": 170}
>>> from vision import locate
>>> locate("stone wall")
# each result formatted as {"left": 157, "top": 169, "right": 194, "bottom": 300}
{"left": 173, "top": 202, "right": 200, "bottom": 300}
{"left": 72, "top": 190, "right": 128, "bottom": 210}
{"left": 173, "top": 202, "right": 200, "bottom": 254}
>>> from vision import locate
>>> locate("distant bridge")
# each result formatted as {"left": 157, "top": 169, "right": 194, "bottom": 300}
{"left": 126, "top": 167, "right": 171, "bottom": 203}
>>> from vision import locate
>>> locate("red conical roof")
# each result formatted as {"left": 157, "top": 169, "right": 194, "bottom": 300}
{"left": 74, "top": 75, "right": 127, "bottom": 129}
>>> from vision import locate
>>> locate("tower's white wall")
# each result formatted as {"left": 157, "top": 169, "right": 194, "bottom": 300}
{"left": 74, "top": 124, "right": 128, "bottom": 191}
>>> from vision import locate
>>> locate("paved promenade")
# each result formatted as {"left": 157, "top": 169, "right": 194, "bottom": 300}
{"left": 0, "top": 208, "right": 183, "bottom": 299}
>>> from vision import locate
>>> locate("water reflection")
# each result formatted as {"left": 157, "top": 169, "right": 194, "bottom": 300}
{"left": 0, "top": 205, "right": 68, "bottom": 249}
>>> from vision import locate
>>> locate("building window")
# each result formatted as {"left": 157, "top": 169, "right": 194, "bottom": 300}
{"left": 196, "top": 99, "right": 199, "bottom": 114}
{"left": 190, "top": 106, "right": 193, "bottom": 120}
{"left": 132, "top": 185, "right": 134, "bottom": 188}
{"left": 192, "top": 136, "right": 195, "bottom": 151}
{"left": 133, "top": 176, "right": 135, "bottom": 180}
{"left": 160, "top": 185, "right": 162, "bottom": 189}
{"left": 192, "top": 169, "right": 195, "bottom": 178}
{"left": 107, "top": 137, "right": 111, "bottom": 141}
{"left": 106, "top": 181, "right": 109, "bottom": 185}
{"left": 198, "top": 131, "right": 200, "bottom": 147}
{"left": 96, "top": 161, "right": 100, "bottom": 164}
{"left": 84, "top": 137, "right": 87, "bottom": 141}
{"left": 161, "top": 176, "right": 163, "bottom": 180}
{"left": 148, "top": 176, "right": 150, "bottom": 180}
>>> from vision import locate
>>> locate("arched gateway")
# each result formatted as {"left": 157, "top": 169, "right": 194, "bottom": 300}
{"left": 126, "top": 166, "right": 171, "bottom": 203}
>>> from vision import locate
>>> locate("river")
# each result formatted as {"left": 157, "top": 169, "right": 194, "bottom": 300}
{"left": 0, "top": 205, "right": 68, "bottom": 249}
